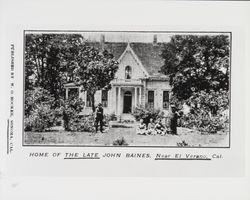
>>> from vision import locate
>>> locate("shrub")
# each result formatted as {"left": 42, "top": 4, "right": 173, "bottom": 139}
{"left": 62, "top": 98, "right": 112, "bottom": 132}
{"left": 177, "top": 140, "right": 189, "bottom": 147}
{"left": 67, "top": 114, "right": 95, "bottom": 132}
{"left": 132, "top": 104, "right": 164, "bottom": 124}
{"left": 113, "top": 137, "right": 128, "bottom": 146}
{"left": 61, "top": 97, "right": 84, "bottom": 131}
{"left": 180, "top": 90, "right": 229, "bottom": 134}
{"left": 24, "top": 88, "right": 57, "bottom": 132}
{"left": 65, "top": 113, "right": 111, "bottom": 132}
{"left": 24, "top": 103, "right": 57, "bottom": 132}
{"left": 105, "top": 113, "right": 117, "bottom": 121}
{"left": 25, "top": 87, "right": 56, "bottom": 116}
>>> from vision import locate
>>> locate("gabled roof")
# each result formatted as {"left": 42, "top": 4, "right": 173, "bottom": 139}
{"left": 85, "top": 42, "right": 127, "bottom": 60}
{"left": 118, "top": 43, "right": 149, "bottom": 77}
{"left": 85, "top": 41, "right": 167, "bottom": 78}
{"left": 130, "top": 43, "right": 165, "bottom": 76}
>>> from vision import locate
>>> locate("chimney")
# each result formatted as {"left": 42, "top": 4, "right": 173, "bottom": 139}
{"left": 100, "top": 34, "right": 105, "bottom": 50}
{"left": 153, "top": 34, "right": 157, "bottom": 44}
{"left": 100, "top": 34, "right": 105, "bottom": 43}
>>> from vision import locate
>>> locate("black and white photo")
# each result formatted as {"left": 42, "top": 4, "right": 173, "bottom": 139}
{"left": 23, "top": 31, "right": 231, "bottom": 147}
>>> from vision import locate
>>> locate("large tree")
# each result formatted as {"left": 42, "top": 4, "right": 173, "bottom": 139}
{"left": 160, "top": 35, "right": 230, "bottom": 100}
{"left": 25, "top": 34, "right": 118, "bottom": 112}
{"left": 73, "top": 47, "right": 119, "bottom": 112}
{"left": 25, "top": 34, "right": 83, "bottom": 99}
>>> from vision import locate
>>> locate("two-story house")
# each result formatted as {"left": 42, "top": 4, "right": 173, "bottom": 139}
{"left": 64, "top": 35, "right": 171, "bottom": 117}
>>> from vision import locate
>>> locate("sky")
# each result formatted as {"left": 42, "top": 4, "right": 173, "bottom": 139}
{"left": 25, "top": 31, "right": 230, "bottom": 43}
{"left": 81, "top": 32, "right": 172, "bottom": 43}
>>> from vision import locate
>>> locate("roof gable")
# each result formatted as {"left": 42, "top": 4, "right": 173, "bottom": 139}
{"left": 118, "top": 43, "right": 149, "bottom": 77}
{"left": 130, "top": 43, "right": 165, "bottom": 76}
{"left": 85, "top": 41, "right": 167, "bottom": 77}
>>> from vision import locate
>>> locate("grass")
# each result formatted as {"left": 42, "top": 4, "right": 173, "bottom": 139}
{"left": 24, "top": 124, "right": 229, "bottom": 147}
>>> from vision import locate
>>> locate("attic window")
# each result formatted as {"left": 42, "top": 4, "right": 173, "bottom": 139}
{"left": 125, "top": 66, "right": 132, "bottom": 79}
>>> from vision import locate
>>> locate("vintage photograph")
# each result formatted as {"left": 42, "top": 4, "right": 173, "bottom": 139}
{"left": 23, "top": 31, "right": 230, "bottom": 147}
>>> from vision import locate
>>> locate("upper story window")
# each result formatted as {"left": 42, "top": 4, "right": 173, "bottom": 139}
{"left": 125, "top": 66, "right": 132, "bottom": 79}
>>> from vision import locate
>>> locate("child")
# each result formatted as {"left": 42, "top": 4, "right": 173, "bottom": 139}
{"left": 136, "top": 119, "right": 147, "bottom": 135}
{"left": 147, "top": 118, "right": 156, "bottom": 135}
{"left": 154, "top": 118, "right": 165, "bottom": 135}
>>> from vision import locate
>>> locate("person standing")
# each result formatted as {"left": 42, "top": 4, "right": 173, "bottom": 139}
{"left": 95, "top": 103, "right": 104, "bottom": 133}
{"left": 169, "top": 105, "right": 180, "bottom": 135}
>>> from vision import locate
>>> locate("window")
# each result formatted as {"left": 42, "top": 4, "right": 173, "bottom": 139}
{"left": 163, "top": 91, "right": 170, "bottom": 109}
{"left": 125, "top": 66, "right": 132, "bottom": 79}
{"left": 148, "top": 90, "right": 154, "bottom": 108}
{"left": 68, "top": 88, "right": 79, "bottom": 99}
{"left": 86, "top": 91, "right": 92, "bottom": 107}
{"left": 102, "top": 90, "right": 108, "bottom": 107}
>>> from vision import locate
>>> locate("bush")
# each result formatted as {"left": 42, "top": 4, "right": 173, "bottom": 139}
{"left": 67, "top": 114, "right": 95, "bottom": 132}
{"left": 132, "top": 105, "right": 164, "bottom": 124}
{"left": 113, "top": 137, "right": 128, "bottom": 146}
{"left": 25, "top": 87, "right": 56, "bottom": 116}
{"left": 177, "top": 140, "right": 189, "bottom": 147}
{"left": 24, "top": 103, "right": 57, "bottom": 132}
{"left": 61, "top": 97, "right": 84, "bottom": 131}
{"left": 62, "top": 98, "right": 112, "bottom": 132}
{"left": 24, "top": 88, "right": 57, "bottom": 132}
{"left": 105, "top": 113, "right": 117, "bottom": 121}
{"left": 180, "top": 90, "right": 229, "bottom": 134}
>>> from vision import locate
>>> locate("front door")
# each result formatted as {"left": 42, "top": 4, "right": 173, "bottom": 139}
{"left": 123, "top": 91, "right": 132, "bottom": 113}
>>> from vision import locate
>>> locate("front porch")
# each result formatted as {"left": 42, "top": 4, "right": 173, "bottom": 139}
{"left": 112, "top": 78, "right": 144, "bottom": 115}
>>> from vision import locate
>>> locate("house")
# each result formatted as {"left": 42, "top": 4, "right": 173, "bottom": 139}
{"left": 64, "top": 35, "right": 171, "bottom": 117}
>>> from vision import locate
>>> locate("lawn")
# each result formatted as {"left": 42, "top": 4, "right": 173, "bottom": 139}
{"left": 24, "top": 123, "right": 229, "bottom": 147}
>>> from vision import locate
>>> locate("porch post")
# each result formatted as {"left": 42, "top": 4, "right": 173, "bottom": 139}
{"left": 84, "top": 91, "right": 87, "bottom": 109}
{"left": 65, "top": 88, "right": 69, "bottom": 99}
{"left": 117, "top": 86, "right": 121, "bottom": 115}
{"left": 78, "top": 87, "right": 81, "bottom": 98}
{"left": 114, "top": 86, "right": 117, "bottom": 115}
{"left": 135, "top": 87, "right": 138, "bottom": 107}
{"left": 139, "top": 86, "right": 142, "bottom": 105}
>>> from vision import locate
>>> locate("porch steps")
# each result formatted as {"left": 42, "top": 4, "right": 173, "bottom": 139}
{"left": 120, "top": 114, "right": 136, "bottom": 122}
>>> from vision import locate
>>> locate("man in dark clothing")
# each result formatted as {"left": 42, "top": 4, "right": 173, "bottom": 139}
{"left": 209, "top": 101, "right": 219, "bottom": 116}
{"left": 95, "top": 103, "right": 104, "bottom": 133}
{"left": 169, "top": 105, "right": 180, "bottom": 135}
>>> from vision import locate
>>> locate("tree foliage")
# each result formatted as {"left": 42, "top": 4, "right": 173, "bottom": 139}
{"left": 73, "top": 48, "right": 119, "bottom": 112}
{"left": 24, "top": 88, "right": 58, "bottom": 131}
{"left": 25, "top": 34, "right": 118, "bottom": 113}
{"left": 160, "top": 35, "right": 230, "bottom": 100}
{"left": 132, "top": 104, "right": 164, "bottom": 124}
{"left": 180, "top": 90, "right": 229, "bottom": 133}
{"left": 25, "top": 34, "right": 83, "bottom": 99}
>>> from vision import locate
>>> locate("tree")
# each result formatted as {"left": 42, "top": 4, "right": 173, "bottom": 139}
{"left": 73, "top": 47, "right": 119, "bottom": 112}
{"left": 25, "top": 34, "right": 118, "bottom": 112}
{"left": 160, "top": 35, "right": 230, "bottom": 100}
{"left": 25, "top": 34, "right": 83, "bottom": 100}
